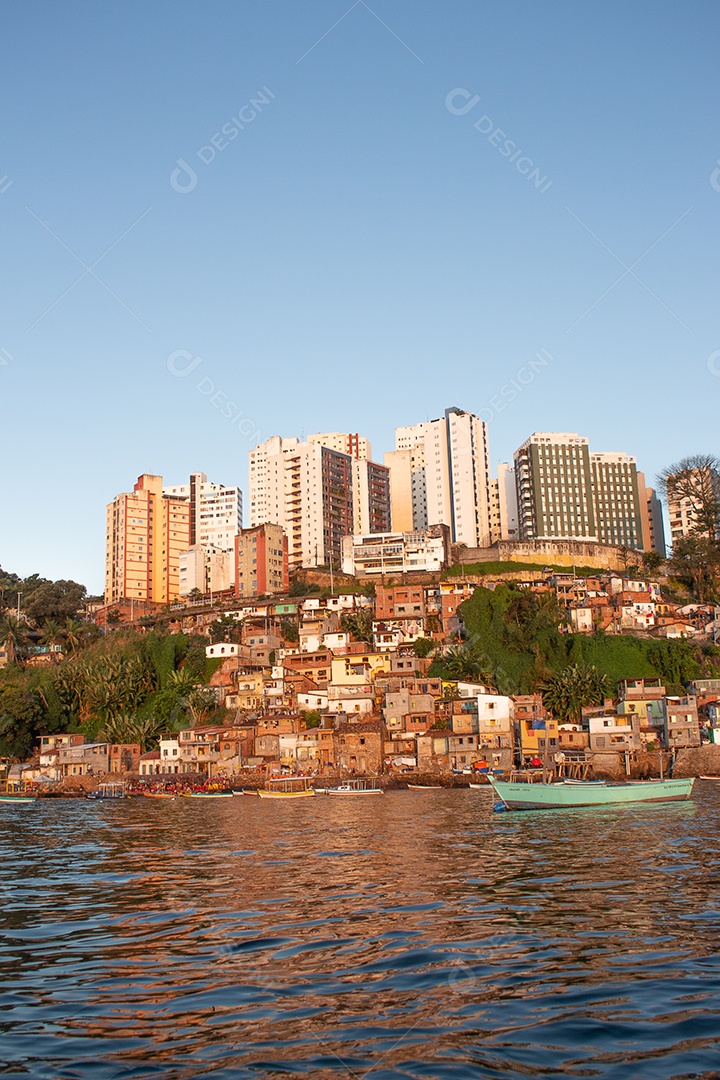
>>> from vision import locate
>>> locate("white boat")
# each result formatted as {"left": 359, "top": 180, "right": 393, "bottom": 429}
{"left": 327, "top": 778, "right": 383, "bottom": 796}
{"left": 407, "top": 783, "right": 443, "bottom": 790}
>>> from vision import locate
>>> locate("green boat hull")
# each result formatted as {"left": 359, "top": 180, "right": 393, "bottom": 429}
{"left": 491, "top": 776, "right": 694, "bottom": 810}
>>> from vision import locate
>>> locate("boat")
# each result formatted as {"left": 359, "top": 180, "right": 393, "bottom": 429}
{"left": 327, "top": 778, "right": 383, "bottom": 796}
{"left": 490, "top": 774, "right": 695, "bottom": 811}
{"left": 699, "top": 775, "right": 720, "bottom": 781}
{"left": 231, "top": 789, "right": 259, "bottom": 796}
{"left": 189, "top": 790, "right": 234, "bottom": 799}
{"left": 142, "top": 791, "right": 176, "bottom": 799}
{"left": 407, "top": 783, "right": 442, "bottom": 790}
{"left": 257, "top": 776, "right": 316, "bottom": 799}
{"left": 87, "top": 782, "right": 127, "bottom": 800}
{"left": 0, "top": 792, "right": 36, "bottom": 804}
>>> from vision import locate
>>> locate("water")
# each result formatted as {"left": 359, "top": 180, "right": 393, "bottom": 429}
{"left": 2, "top": 787, "right": 720, "bottom": 1079}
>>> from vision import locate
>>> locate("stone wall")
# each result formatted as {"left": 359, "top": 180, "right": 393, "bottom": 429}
{"left": 454, "top": 540, "right": 639, "bottom": 572}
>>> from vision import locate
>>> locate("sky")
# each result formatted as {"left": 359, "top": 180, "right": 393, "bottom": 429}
{"left": 1, "top": 0, "right": 719, "bottom": 594}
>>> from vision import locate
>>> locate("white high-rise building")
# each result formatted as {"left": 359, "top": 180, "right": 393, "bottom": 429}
{"left": 248, "top": 437, "right": 354, "bottom": 570}
{"left": 352, "top": 459, "right": 391, "bottom": 535}
{"left": 308, "top": 432, "right": 372, "bottom": 461}
{"left": 392, "top": 407, "right": 492, "bottom": 547}
{"left": 489, "top": 464, "right": 519, "bottom": 542}
{"left": 163, "top": 472, "right": 242, "bottom": 553}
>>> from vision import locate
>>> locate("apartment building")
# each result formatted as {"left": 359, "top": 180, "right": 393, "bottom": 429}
{"left": 489, "top": 463, "right": 520, "bottom": 542}
{"left": 248, "top": 437, "right": 353, "bottom": 569}
{"left": 163, "top": 472, "right": 242, "bottom": 553}
{"left": 392, "top": 406, "right": 492, "bottom": 547}
{"left": 307, "top": 431, "right": 372, "bottom": 460}
{"left": 515, "top": 433, "right": 597, "bottom": 542}
{"left": 341, "top": 524, "right": 451, "bottom": 577}
{"left": 515, "top": 433, "right": 650, "bottom": 551}
{"left": 235, "top": 524, "right": 289, "bottom": 598}
{"left": 105, "top": 474, "right": 190, "bottom": 604}
{"left": 352, "top": 459, "right": 391, "bottom": 535}
{"left": 590, "top": 452, "right": 643, "bottom": 549}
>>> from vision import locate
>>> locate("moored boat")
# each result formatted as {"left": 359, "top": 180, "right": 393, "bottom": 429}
{"left": 257, "top": 776, "right": 316, "bottom": 799}
{"left": 142, "top": 791, "right": 176, "bottom": 799}
{"left": 407, "top": 783, "right": 442, "bottom": 790}
{"left": 87, "top": 782, "right": 127, "bottom": 800}
{"left": 190, "top": 790, "right": 234, "bottom": 798}
{"left": 327, "top": 778, "right": 383, "bottom": 796}
{"left": 0, "top": 793, "right": 36, "bottom": 804}
{"left": 490, "top": 774, "right": 695, "bottom": 811}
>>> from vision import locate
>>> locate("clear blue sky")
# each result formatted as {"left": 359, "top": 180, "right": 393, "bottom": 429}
{"left": 2, "top": 0, "right": 719, "bottom": 593}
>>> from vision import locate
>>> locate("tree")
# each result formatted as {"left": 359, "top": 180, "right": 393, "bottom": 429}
{"left": 39, "top": 619, "right": 63, "bottom": 648}
{"left": 63, "top": 617, "right": 84, "bottom": 656}
{"left": 209, "top": 615, "right": 243, "bottom": 644}
{"left": 658, "top": 454, "right": 720, "bottom": 541}
{"left": 641, "top": 550, "right": 664, "bottom": 576}
{"left": 280, "top": 618, "right": 299, "bottom": 643}
{"left": 413, "top": 637, "right": 434, "bottom": 658}
{"left": 540, "top": 664, "right": 610, "bottom": 723}
{"left": 302, "top": 709, "right": 322, "bottom": 729}
{"left": 0, "top": 615, "right": 28, "bottom": 664}
{"left": 99, "top": 713, "right": 167, "bottom": 753}
{"left": 668, "top": 536, "right": 720, "bottom": 602}
{"left": 341, "top": 610, "right": 374, "bottom": 644}
{"left": 23, "top": 580, "right": 87, "bottom": 624}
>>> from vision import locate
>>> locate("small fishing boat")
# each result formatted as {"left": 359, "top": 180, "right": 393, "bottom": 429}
{"left": 699, "top": 775, "right": 720, "bottom": 781}
{"left": 407, "top": 783, "right": 442, "bottom": 790}
{"left": 87, "top": 782, "right": 127, "bottom": 800}
{"left": 142, "top": 791, "right": 176, "bottom": 799}
{"left": 490, "top": 774, "right": 695, "bottom": 811}
{"left": 231, "top": 789, "right": 259, "bottom": 796}
{"left": 327, "top": 778, "right": 383, "bottom": 796}
{"left": 257, "top": 777, "right": 316, "bottom": 799}
{"left": 189, "top": 790, "right": 234, "bottom": 799}
{"left": 0, "top": 792, "right": 36, "bottom": 804}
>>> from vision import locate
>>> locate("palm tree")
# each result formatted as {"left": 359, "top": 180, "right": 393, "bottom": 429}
{"left": 99, "top": 713, "right": 166, "bottom": 753}
{"left": 0, "top": 615, "right": 27, "bottom": 664}
{"left": 540, "top": 664, "right": 610, "bottom": 723}
{"left": 39, "top": 619, "right": 63, "bottom": 648}
{"left": 63, "top": 617, "right": 84, "bottom": 656}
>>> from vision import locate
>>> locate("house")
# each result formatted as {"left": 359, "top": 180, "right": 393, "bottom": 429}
{"left": 664, "top": 696, "right": 701, "bottom": 749}
{"left": 587, "top": 713, "right": 641, "bottom": 754}
{"left": 334, "top": 717, "right": 386, "bottom": 774}
{"left": 513, "top": 696, "right": 558, "bottom": 760}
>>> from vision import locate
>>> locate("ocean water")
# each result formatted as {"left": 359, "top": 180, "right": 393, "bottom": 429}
{"left": 2, "top": 785, "right": 720, "bottom": 1079}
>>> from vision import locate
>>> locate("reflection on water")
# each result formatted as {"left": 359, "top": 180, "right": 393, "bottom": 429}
{"left": 2, "top": 787, "right": 720, "bottom": 1078}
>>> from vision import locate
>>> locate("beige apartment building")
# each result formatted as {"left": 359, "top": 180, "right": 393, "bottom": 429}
{"left": 105, "top": 474, "right": 190, "bottom": 604}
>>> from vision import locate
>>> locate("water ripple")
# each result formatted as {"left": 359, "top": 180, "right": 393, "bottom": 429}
{"left": 1, "top": 790, "right": 720, "bottom": 1078}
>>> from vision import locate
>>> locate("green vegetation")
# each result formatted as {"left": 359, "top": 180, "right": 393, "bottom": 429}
{"left": 443, "top": 560, "right": 603, "bottom": 579}
{"left": 429, "top": 583, "right": 720, "bottom": 696}
{"left": 540, "top": 665, "right": 610, "bottom": 722}
{"left": 0, "top": 628, "right": 226, "bottom": 760}
{"left": 412, "top": 637, "right": 435, "bottom": 658}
